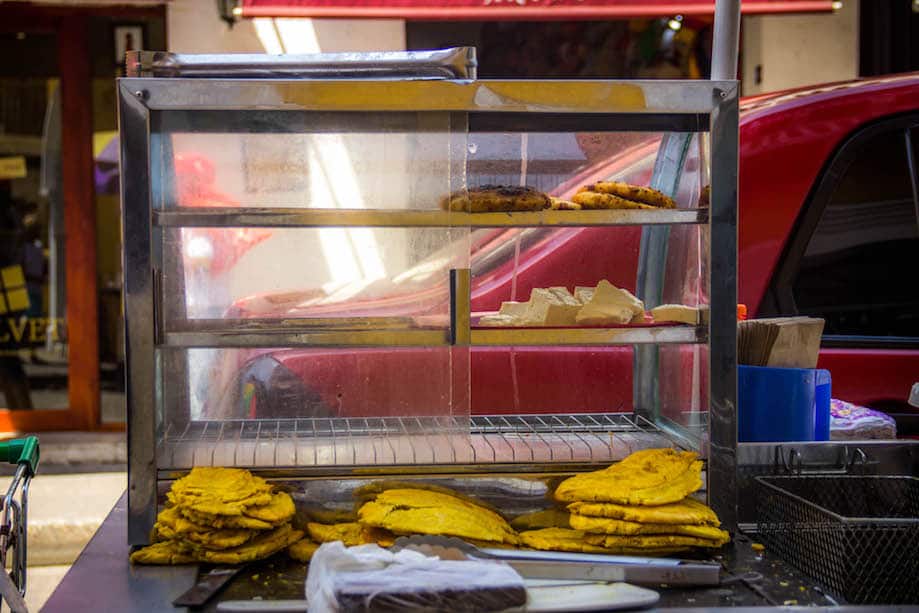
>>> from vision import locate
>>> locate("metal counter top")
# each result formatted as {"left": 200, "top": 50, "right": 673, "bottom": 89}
{"left": 43, "top": 493, "right": 898, "bottom": 612}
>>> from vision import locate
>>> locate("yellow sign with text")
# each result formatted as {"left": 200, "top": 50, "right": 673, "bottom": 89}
{"left": 0, "top": 156, "right": 27, "bottom": 180}
{"left": 0, "top": 317, "right": 66, "bottom": 353}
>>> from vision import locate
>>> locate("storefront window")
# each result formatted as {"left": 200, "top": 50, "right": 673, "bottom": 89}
{"left": 0, "top": 31, "right": 68, "bottom": 410}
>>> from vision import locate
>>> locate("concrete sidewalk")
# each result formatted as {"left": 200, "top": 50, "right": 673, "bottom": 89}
{"left": 0, "top": 431, "right": 127, "bottom": 610}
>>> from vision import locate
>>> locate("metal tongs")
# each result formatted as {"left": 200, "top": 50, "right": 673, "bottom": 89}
{"left": 391, "top": 535, "right": 722, "bottom": 587}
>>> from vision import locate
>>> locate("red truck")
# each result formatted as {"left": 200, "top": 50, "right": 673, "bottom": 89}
{"left": 189, "top": 74, "right": 919, "bottom": 431}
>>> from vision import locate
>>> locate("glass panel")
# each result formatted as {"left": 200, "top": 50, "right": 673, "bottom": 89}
{"left": 163, "top": 227, "right": 467, "bottom": 324}
{"left": 658, "top": 343, "right": 708, "bottom": 440}
{"left": 793, "top": 128, "right": 919, "bottom": 336}
{"left": 160, "top": 345, "right": 468, "bottom": 423}
{"left": 471, "top": 346, "right": 635, "bottom": 414}
{"left": 466, "top": 131, "right": 663, "bottom": 196}
{"left": 0, "top": 31, "right": 68, "bottom": 411}
{"left": 164, "top": 112, "right": 460, "bottom": 210}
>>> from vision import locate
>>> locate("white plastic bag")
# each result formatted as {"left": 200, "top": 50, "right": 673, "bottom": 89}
{"left": 306, "top": 542, "right": 525, "bottom": 612}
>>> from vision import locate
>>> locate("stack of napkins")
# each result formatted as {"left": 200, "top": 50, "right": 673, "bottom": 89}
{"left": 738, "top": 316, "right": 824, "bottom": 368}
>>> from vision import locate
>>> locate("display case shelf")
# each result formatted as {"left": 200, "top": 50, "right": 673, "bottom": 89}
{"left": 158, "top": 413, "right": 686, "bottom": 472}
{"left": 470, "top": 325, "right": 704, "bottom": 346}
{"left": 159, "top": 319, "right": 704, "bottom": 348}
{"left": 154, "top": 207, "right": 708, "bottom": 228}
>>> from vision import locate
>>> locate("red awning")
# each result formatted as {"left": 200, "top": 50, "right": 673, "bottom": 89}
{"left": 239, "top": 0, "right": 837, "bottom": 20}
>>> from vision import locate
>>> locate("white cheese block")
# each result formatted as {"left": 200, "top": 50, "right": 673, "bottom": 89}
{"left": 498, "top": 301, "right": 529, "bottom": 319}
{"left": 650, "top": 304, "right": 700, "bottom": 325}
{"left": 478, "top": 314, "right": 519, "bottom": 327}
{"left": 575, "top": 280, "right": 646, "bottom": 326}
{"left": 574, "top": 286, "right": 594, "bottom": 305}
{"left": 521, "top": 288, "right": 581, "bottom": 326}
{"left": 547, "top": 287, "right": 581, "bottom": 307}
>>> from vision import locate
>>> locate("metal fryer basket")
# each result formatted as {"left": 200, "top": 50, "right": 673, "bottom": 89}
{"left": 755, "top": 475, "right": 919, "bottom": 605}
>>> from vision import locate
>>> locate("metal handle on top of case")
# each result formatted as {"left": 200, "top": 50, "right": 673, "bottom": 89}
{"left": 450, "top": 269, "right": 471, "bottom": 346}
{"left": 0, "top": 437, "right": 39, "bottom": 478}
{"left": 125, "top": 48, "right": 477, "bottom": 80}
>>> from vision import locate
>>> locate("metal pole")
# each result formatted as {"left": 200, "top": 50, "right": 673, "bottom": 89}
{"left": 711, "top": 0, "right": 741, "bottom": 80}
{"left": 708, "top": 0, "right": 741, "bottom": 533}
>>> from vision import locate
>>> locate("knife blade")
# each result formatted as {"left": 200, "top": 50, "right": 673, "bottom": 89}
{"left": 173, "top": 566, "right": 244, "bottom": 607}
{"left": 504, "top": 559, "right": 721, "bottom": 586}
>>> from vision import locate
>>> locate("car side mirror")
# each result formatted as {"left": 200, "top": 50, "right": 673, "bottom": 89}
{"left": 910, "top": 383, "right": 919, "bottom": 408}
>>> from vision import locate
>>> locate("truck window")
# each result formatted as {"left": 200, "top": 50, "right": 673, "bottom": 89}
{"left": 791, "top": 126, "right": 919, "bottom": 337}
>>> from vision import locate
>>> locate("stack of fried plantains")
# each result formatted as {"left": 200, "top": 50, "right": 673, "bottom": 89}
{"left": 302, "top": 485, "right": 518, "bottom": 560}
{"left": 519, "top": 448, "right": 729, "bottom": 555}
{"left": 130, "top": 467, "right": 305, "bottom": 565}
{"left": 572, "top": 182, "right": 676, "bottom": 210}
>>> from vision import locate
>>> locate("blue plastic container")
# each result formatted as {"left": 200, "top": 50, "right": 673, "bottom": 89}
{"left": 738, "top": 365, "right": 831, "bottom": 442}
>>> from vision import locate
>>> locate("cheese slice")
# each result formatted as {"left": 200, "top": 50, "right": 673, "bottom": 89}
{"left": 574, "top": 286, "right": 594, "bottom": 305}
{"left": 479, "top": 314, "right": 519, "bottom": 327}
{"left": 575, "top": 280, "right": 645, "bottom": 326}
{"left": 650, "top": 304, "right": 700, "bottom": 325}
{"left": 498, "top": 301, "right": 529, "bottom": 318}
{"left": 521, "top": 288, "right": 581, "bottom": 326}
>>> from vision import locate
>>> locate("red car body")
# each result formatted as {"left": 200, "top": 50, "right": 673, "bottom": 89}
{"left": 204, "top": 75, "right": 919, "bottom": 423}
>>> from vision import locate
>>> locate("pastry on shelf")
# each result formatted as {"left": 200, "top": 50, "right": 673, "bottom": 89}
{"left": 549, "top": 196, "right": 582, "bottom": 210}
{"left": 440, "top": 185, "right": 551, "bottom": 212}
{"left": 575, "top": 181, "right": 676, "bottom": 209}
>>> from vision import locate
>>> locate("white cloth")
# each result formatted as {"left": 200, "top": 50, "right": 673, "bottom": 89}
{"left": 306, "top": 542, "right": 524, "bottom": 612}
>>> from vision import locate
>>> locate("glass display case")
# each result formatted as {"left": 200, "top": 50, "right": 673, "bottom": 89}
{"left": 119, "top": 49, "right": 738, "bottom": 544}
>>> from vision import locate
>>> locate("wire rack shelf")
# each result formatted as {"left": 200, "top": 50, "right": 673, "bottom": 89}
{"left": 158, "top": 413, "right": 688, "bottom": 471}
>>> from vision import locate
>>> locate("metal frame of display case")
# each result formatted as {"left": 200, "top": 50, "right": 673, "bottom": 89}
{"left": 119, "top": 74, "right": 738, "bottom": 544}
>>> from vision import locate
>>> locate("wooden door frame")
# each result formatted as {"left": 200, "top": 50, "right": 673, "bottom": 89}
{"left": 0, "top": 4, "right": 164, "bottom": 431}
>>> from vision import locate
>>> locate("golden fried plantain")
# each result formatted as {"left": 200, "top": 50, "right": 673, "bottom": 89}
{"left": 578, "top": 182, "right": 675, "bottom": 209}
{"left": 244, "top": 491, "right": 296, "bottom": 524}
{"left": 567, "top": 497, "right": 720, "bottom": 526}
{"left": 518, "top": 528, "right": 687, "bottom": 556}
{"left": 554, "top": 449, "right": 701, "bottom": 505}
{"left": 569, "top": 514, "right": 729, "bottom": 542}
{"left": 156, "top": 507, "right": 254, "bottom": 550}
{"left": 358, "top": 488, "right": 518, "bottom": 545}
{"left": 549, "top": 197, "right": 582, "bottom": 210}
{"left": 361, "top": 526, "right": 396, "bottom": 547}
{"left": 583, "top": 532, "right": 729, "bottom": 549}
{"left": 130, "top": 541, "right": 197, "bottom": 565}
{"left": 168, "top": 467, "right": 274, "bottom": 517}
{"left": 353, "top": 481, "right": 501, "bottom": 515}
{"left": 571, "top": 191, "right": 655, "bottom": 211}
{"left": 288, "top": 538, "right": 320, "bottom": 563}
{"left": 510, "top": 508, "right": 571, "bottom": 531}
{"left": 180, "top": 507, "right": 275, "bottom": 531}
{"left": 307, "top": 522, "right": 365, "bottom": 546}
{"left": 441, "top": 185, "right": 551, "bottom": 213}
{"left": 193, "top": 525, "right": 304, "bottom": 565}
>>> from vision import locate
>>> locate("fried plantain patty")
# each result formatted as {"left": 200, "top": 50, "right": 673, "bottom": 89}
{"left": 441, "top": 185, "right": 552, "bottom": 212}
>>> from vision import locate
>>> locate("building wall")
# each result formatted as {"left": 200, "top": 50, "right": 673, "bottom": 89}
{"left": 166, "top": 0, "right": 413, "bottom": 323}
{"left": 742, "top": 1, "right": 859, "bottom": 95}
{"left": 166, "top": 0, "right": 405, "bottom": 53}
